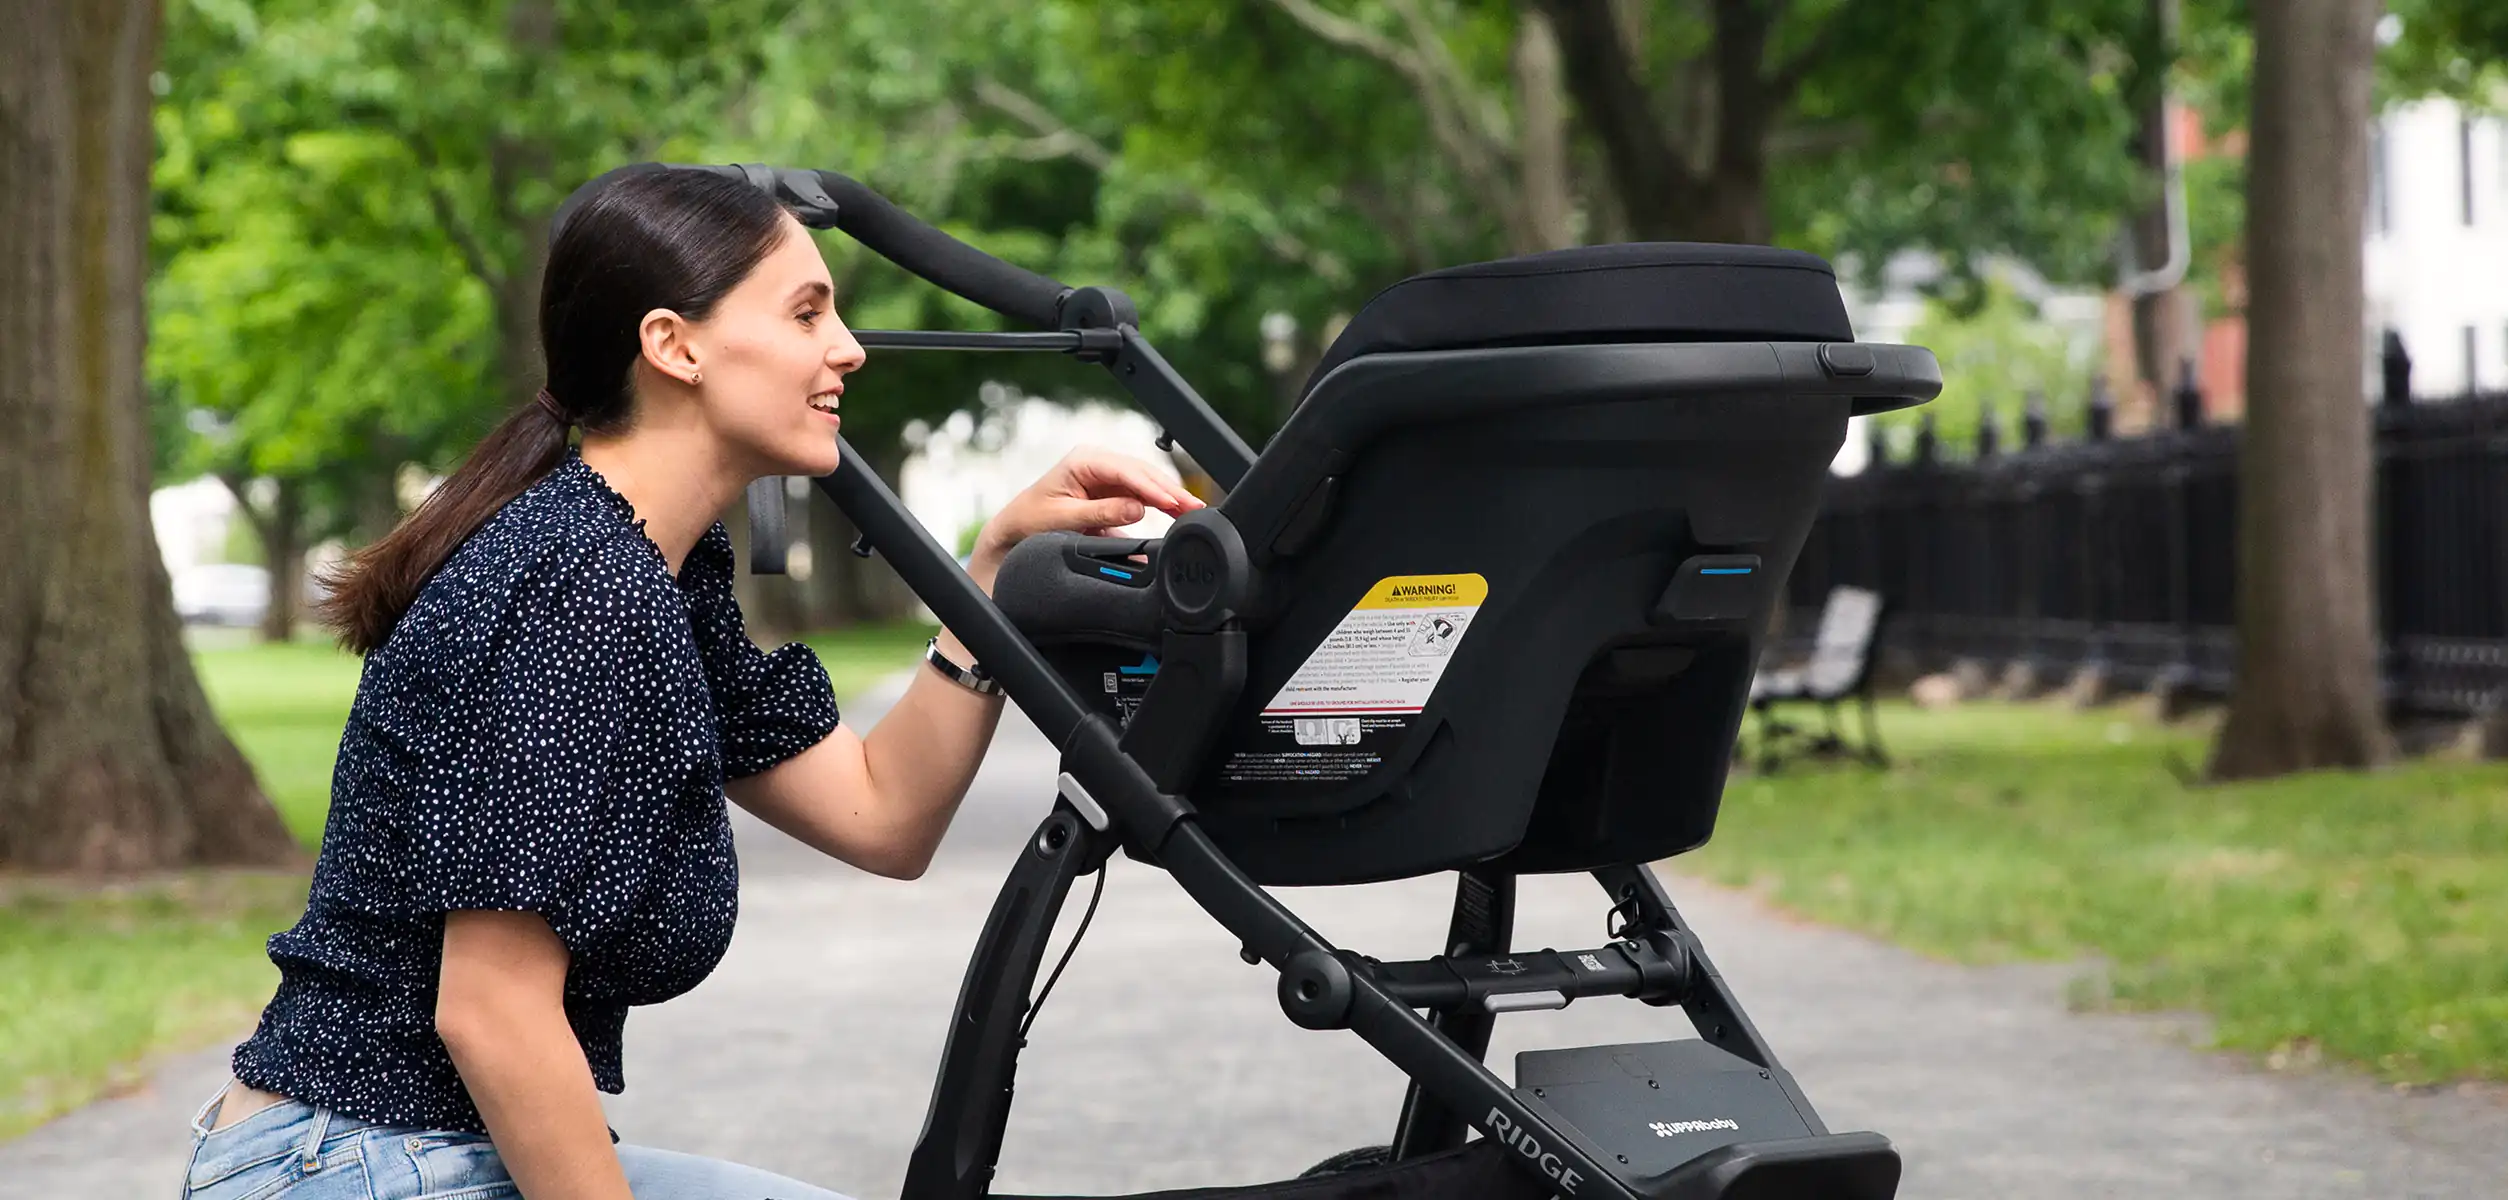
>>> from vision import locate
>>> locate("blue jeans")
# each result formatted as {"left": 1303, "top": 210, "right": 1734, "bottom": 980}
{"left": 181, "top": 1081, "right": 854, "bottom": 1199}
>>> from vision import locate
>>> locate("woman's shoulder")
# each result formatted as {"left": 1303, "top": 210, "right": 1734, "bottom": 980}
{"left": 386, "top": 457, "right": 677, "bottom": 661}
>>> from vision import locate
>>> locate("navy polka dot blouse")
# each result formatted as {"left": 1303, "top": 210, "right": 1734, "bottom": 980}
{"left": 231, "top": 447, "right": 843, "bottom": 1133}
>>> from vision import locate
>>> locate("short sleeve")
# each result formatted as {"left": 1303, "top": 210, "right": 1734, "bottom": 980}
{"left": 399, "top": 540, "right": 635, "bottom": 949}
{"left": 683, "top": 524, "right": 842, "bottom": 779}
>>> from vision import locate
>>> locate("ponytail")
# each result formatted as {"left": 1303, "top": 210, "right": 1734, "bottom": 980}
{"left": 310, "top": 399, "right": 574, "bottom": 655}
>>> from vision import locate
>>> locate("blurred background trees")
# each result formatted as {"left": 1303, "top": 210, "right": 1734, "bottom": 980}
{"left": 11, "top": 0, "right": 2508, "bottom": 866}
{"left": 142, "top": 0, "right": 2186, "bottom": 645}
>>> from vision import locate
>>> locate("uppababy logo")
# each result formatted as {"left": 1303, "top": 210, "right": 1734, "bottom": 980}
{"left": 1651, "top": 1118, "right": 1741, "bottom": 1137}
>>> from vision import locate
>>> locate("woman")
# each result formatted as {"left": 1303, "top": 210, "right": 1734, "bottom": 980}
{"left": 177, "top": 167, "right": 1200, "bottom": 1200}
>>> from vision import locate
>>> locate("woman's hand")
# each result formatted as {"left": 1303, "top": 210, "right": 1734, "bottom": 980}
{"left": 765, "top": 447, "right": 1204, "bottom": 881}
{"left": 966, "top": 447, "right": 1204, "bottom": 582}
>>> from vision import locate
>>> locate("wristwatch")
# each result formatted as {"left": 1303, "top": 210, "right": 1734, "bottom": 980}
{"left": 925, "top": 637, "right": 1004, "bottom": 696}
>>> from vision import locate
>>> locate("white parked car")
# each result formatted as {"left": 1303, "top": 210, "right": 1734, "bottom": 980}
{"left": 172, "top": 563, "right": 270, "bottom": 628}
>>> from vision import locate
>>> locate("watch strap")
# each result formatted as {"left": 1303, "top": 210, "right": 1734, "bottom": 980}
{"left": 924, "top": 637, "right": 1003, "bottom": 696}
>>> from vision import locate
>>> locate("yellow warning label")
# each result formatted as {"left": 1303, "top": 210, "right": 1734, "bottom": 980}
{"left": 1264, "top": 573, "right": 1490, "bottom": 723}
{"left": 1354, "top": 573, "right": 1489, "bottom": 610}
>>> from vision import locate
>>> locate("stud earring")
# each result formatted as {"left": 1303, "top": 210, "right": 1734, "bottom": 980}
{"left": 689, "top": 371, "right": 702, "bottom": 385}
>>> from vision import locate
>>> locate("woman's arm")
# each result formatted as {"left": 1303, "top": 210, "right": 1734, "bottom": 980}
{"left": 724, "top": 553, "right": 1005, "bottom": 881}
{"left": 725, "top": 449, "right": 1200, "bottom": 878}
{"left": 437, "top": 910, "right": 633, "bottom": 1200}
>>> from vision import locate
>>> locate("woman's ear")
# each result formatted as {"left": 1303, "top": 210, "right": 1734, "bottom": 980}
{"left": 638, "top": 308, "right": 703, "bottom": 386}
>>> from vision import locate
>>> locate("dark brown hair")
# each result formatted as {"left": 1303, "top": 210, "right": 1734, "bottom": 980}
{"left": 313, "top": 168, "right": 791, "bottom": 654}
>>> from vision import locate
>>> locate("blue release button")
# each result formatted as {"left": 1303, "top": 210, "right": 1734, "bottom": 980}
{"left": 1653, "top": 554, "right": 1765, "bottom": 624}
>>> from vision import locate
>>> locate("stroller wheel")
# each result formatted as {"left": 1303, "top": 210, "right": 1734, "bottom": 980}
{"left": 1296, "top": 1144, "right": 1392, "bottom": 1178}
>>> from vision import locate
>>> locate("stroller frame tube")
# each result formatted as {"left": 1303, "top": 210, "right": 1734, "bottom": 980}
{"left": 676, "top": 162, "right": 1927, "bottom": 1199}
{"left": 1387, "top": 868, "right": 1514, "bottom": 1160}
{"left": 817, "top": 444, "right": 1804, "bottom": 1200}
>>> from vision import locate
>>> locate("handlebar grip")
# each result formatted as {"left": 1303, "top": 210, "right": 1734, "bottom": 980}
{"left": 811, "top": 171, "right": 1072, "bottom": 329}
{"left": 664, "top": 163, "right": 1072, "bottom": 329}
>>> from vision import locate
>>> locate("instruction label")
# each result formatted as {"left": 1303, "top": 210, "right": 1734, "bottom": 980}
{"left": 1100, "top": 657, "right": 1159, "bottom": 726}
{"left": 1262, "top": 572, "right": 1487, "bottom": 721}
{"left": 1220, "top": 574, "right": 1487, "bottom": 786}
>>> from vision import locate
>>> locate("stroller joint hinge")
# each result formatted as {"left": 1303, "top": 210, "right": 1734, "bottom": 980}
{"left": 1279, "top": 950, "right": 1358, "bottom": 1029}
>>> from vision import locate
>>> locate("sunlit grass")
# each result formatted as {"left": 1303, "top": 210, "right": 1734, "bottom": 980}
{"left": 0, "top": 872, "right": 309, "bottom": 1141}
{"left": 1689, "top": 702, "right": 2508, "bottom": 1084}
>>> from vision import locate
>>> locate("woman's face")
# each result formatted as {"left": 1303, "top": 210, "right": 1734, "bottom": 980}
{"left": 667, "top": 213, "right": 863, "bottom": 479}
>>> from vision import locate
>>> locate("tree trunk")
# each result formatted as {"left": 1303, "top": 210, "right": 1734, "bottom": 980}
{"left": 2131, "top": 288, "right": 2195, "bottom": 420}
{"left": 217, "top": 471, "right": 305, "bottom": 643}
{"left": 1538, "top": 0, "right": 1777, "bottom": 245}
{"left": 1510, "top": 9, "right": 1578, "bottom": 253}
{"left": 491, "top": 225, "right": 549, "bottom": 412}
{"left": 489, "top": 0, "right": 558, "bottom": 412}
{"left": 1694, "top": 173, "right": 1773, "bottom": 246}
{"left": 1702, "top": 0, "right": 1776, "bottom": 247}
{"left": 350, "top": 451, "right": 407, "bottom": 543}
{"left": 256, "top": 477, "right": 303, "bottom": 644}
{"left": 0, "top": 0, "right": 297, "bottom": 870}
{"left": 2208, "top": 0, "right": 2392, "bottom": 780}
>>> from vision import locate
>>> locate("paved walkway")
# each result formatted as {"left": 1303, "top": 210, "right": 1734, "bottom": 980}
{"left": 7, "top": 674, "right": 2505, "bottom": 1198}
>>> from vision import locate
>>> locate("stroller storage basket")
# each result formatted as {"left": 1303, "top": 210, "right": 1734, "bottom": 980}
{"left": 620, "top": 162, "right": 1938, "bottom": 1200}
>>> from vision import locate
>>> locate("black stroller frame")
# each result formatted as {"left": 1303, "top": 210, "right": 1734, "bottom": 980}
{"left": 652, "top": 164, "right": 1941, "bottom": 1200}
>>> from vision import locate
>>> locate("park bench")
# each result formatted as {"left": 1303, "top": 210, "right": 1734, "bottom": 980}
{"left": 1748, "top": 585, "right": 1889, "bottom": 772}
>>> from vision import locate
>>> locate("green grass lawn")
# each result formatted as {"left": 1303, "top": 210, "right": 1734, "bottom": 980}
{"left": 0, "top": 620, "right": 935, "bottom": 1141}
{"left": 1689, "top": 702, "right": 2508, "bottom": 1085}
{"left": 0, "top": 872, "right": 310, "bottom": 1139}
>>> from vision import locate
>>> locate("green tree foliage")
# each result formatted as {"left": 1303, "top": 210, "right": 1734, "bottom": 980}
{"left": 2171, "top": 0, "right": 2254, "bottom": 320}
{"left": 1074, "top": 2, "right": 2161, "bottom": 293}
{"left": 146, "top": 0, "right": 1129, "bottom": 627}
{"left": 2384, "top": 0, "right": 2508, "bottom": 96}
{"left": 150, "top": 0, "right": 806, "bottom": 629}
{"left": 151, "top": 61, "right": 494, "bottom": 545}
{"left": 152, "top": 0, "right": 2270, "bottom": 603}
{"left": 1750, "top": 0, "right": 2159, "bottom": 289}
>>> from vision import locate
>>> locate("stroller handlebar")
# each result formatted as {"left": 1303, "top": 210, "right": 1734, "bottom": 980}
{"left": 670, "top": 164, "right": 1072, "bottom": 329}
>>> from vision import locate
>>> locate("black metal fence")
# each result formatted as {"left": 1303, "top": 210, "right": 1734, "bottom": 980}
{"left": 1785, "top": 390, "right": 2508, "bottom": 715}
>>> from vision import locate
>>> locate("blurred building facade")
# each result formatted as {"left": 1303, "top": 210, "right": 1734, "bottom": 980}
{"left": 2367, "top": 97, "right": 2508, "bottom": 399}
{"left": 2118, "top": 95, "right": 2508, "bottom": 425}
